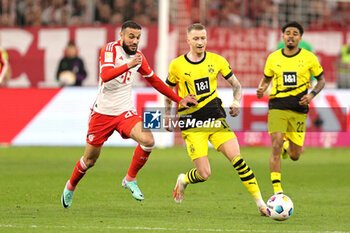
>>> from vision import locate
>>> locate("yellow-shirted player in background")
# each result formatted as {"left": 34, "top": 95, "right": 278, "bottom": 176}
{"left": 0, "top": 46, "right": 10, "bottom": 87}
{"left": 257, "top": 21, "right": 325, "bottom": 194}
{"left": 165, "top": 23, "right": 268, "bottom": 216}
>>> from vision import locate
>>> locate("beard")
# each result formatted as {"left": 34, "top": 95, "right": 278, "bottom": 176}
{"left": 122, "top": 43, "right": 137, "bottom": 55}
{"left": 286, "top": 44, "right": 295, "bottom": 50}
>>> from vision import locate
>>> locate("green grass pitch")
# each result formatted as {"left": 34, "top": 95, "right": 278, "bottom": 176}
{"left": 0, "top": 146, "right": 349, "bottom": 233}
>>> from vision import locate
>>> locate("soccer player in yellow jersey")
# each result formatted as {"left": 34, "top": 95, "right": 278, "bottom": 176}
{"left": 0, "top": 47, "right": 10, "bottom": 87}
{"left": 257, "top": 21, "right": 325, "bottom": 194}
{"left": 165, "top": 23, "right": 268, "bottom": 216}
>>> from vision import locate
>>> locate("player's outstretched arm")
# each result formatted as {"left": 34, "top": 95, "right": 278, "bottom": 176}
{"left": 145, "top": 75, "right": 198, "bottom": 107}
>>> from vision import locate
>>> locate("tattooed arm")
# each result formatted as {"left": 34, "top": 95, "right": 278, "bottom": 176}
{"left": 226, "top": 74, "right": 242, "bottom": 117}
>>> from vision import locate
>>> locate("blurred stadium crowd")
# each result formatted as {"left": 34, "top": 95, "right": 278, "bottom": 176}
{"left": 0, "top": 0, "right": 349, "bottom": 29}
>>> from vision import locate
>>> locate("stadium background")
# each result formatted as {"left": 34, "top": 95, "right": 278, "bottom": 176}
{"left": 0, "top": 0, "right": 350, "bottom": 147}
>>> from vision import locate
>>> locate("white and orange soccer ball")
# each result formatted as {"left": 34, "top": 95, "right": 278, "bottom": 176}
{"left": 266, "top": 194, "right": 294, "bottom": 221}
{"left": 59, "top": 71, "right": 76, "bottom": 86}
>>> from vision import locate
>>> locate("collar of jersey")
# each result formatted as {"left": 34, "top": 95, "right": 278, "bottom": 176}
{"left": 184, "top": 52, "right": 207, "bottom": 64}
{"left": 281, "top": 48, "right": 302, "bottom": 58}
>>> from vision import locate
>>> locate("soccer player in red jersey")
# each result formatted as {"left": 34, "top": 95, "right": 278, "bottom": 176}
{"left": 61, "top": 21, "right": 198, "bottom": 208}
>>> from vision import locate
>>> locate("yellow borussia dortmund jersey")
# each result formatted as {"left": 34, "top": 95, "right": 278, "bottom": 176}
{"left": 166, "top": 51, "right": 232, "bottom": 116}
{"left": 264, "top": 48, "right": 323, "bottom": 113}
{"left": 0, "top": 49, "right": 9, "bottom": 70}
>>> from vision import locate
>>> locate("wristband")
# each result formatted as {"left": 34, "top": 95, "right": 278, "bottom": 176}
{"left": 233, "top": 100, "right": 240, "bottom": 107}
{"left": 310, "top": 90, "right": 317, "bottom": 97}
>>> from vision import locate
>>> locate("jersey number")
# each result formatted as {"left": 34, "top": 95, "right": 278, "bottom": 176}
{"left": 296, "top": 121, "right": 304, "bottom": 133}
{"left": 283, "top": 72, "right": 297, "bottom": 86}
{"left": 194, "top": 77, "right": 210, "bottom": 95}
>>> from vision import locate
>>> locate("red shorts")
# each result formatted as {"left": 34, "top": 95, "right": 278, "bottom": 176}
{"left": 86, "top": 110, "right": 142, "bottom": 147}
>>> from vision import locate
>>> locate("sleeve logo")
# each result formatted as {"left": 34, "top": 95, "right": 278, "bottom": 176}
{"left": 104, "top": 52, "right": 113, "bottom": 62}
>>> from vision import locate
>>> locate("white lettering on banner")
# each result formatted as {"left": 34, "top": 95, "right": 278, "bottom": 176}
{"left": 320, "top": 132, "right": 338, "bottom": 148}
{"left": 207, "top": 28, "right": 267, "bottom": 49}
{"left": 221, "top": 50, "right": 267, "bottom": 73}
{"left": 1, "top": 27, "right": 350, "bottom": 87}
{"left": 0, "top": 29, "right": 33, "bottom": 87}
{"left": 0, "top": 29, "right": 33, "bottom": 55}
{"left": 38, "top": 29, "right": 69, "bottom": 87}
{"left": 6, "top": 88, "right": 350, "bottom": 147}
{"left": 235, "top": 51, "right": 251, "bottom": 72}
{"left": 76, "top": 28, "right": 106, "bottom": 86}
{"left": 303, "top": 32, "right": 342, "bottom": 55}
{"left": 244, "top": 132, "right": 263, "bottom": 145}
{"left": 251, "top": 51, "right": 267, "bottom": 71}
{"left": 0, "top": 27, "right": 151, "bottom": 87}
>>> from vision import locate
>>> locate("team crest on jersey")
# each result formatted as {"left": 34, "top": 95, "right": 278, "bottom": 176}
{"left": 208, "top": 64, "right": 214, "bottom": 74}
{"left": 88, "top": 134, "right": 95, "bottom": 142}
{"left": 105, "top": 52, "right": 113, "bottom": 62}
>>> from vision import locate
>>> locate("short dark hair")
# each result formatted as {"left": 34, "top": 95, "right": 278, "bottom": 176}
{"left": 121, "top": 20, "right": 142, "bottom": 31}
{"left": 187, "top": 23, "right": 206, "bottom": 34}
{"left": 282, "top": 21, "right": 304, "bottom": 36}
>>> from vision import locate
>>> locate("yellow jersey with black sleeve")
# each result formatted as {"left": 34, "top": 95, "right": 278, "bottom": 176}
{"left": 166, "top": 51, "right": 232, "bottom": 119}
{"left": 264, "top": 48, "right": 323, "bottom": 113}
{"left": 0, "top": 49, "right": 9, "bottom": 69}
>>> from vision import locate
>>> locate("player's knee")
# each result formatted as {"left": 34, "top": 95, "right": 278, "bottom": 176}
{"left": 139, "top": 134, "right": 155, "bottom": 148}
{"left": 143, "top": 138, "right": 155, "bottom": 148}
{"left": 84, "top": 158, "right": 97, "bottom": 168}
{"left": 272, "top": 144, "right": 283, "bottom": 155}
{"left": 290, "top": 152, "right": 301, "bottom": 161}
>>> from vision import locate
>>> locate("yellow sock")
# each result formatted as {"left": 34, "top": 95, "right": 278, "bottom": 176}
{"left": 184, "top": 168, "right": 206, "bottom": 184}
{"left": 283, "top": 140, "right": 289, "bottom": 151}
{"left": 271, "top": 172, "right": 283, "bottom": 194}
{"left": 232, "top": 156, "right": 263, "bottom": 201}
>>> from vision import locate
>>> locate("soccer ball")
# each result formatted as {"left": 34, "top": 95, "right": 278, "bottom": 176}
{"left": 59, "top": 71, "right": 76, "bottom": 86}
{"left": 266, "top": 194, "right": 294, "bottom": 221}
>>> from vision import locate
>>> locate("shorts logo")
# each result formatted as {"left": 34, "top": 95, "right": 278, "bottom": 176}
{"left": 190, "top": 144, "right": 195, "bottom": 153}
{"left": 143, "top": 110, "right": 161, "bottom": 129}
{"left": 88, "top": 134, "right": 95, "bottom": 142}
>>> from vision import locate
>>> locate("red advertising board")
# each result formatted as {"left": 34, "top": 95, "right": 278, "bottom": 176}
{"left": 0, "top": 26, "right": 347, "bottom": 88}
{"left": 1, "top": 88, "right": 349, "bottom": 147}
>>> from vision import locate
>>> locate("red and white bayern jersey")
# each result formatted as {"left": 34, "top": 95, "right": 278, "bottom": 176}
{"left": 93, "top": 40, "right": 154, "bottom": 116}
